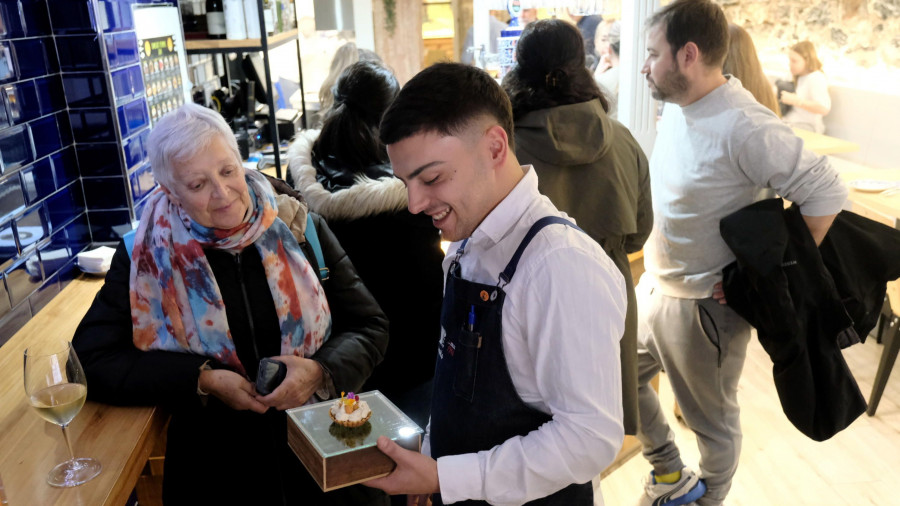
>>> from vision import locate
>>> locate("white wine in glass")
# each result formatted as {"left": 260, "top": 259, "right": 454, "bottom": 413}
{"left": 23, "top": 341, "right": 101, "bottom": 487}
{"left": 0, "top": 472, "right": 9, "bottom": 504}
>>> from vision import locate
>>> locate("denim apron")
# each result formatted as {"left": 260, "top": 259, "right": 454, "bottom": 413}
{"left": 430, "top": 217, "right": 592, "bottom": 506}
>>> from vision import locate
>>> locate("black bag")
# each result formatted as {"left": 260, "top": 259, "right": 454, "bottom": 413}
{"left": 775, "top": 79, "right": 795, "bottom": 116}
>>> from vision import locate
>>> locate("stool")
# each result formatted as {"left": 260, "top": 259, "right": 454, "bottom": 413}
{"left": 868, "top": 280, "right": 900, "bottom": 416}
{"left": 877, "top": 293, "right": 891, "bottom": 343}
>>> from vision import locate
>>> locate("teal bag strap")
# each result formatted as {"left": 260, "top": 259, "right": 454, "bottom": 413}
{"left": 123, "top": 229, "right": 136, "bottom": 257}
{"left": 305, "top": 213, "right": 329, "bottom": 281}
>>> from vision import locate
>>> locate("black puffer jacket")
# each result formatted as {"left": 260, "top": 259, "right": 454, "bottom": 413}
{"left": 289, "top": 130, "right": 444, "bottom": 429}
{"left": 73, "top": 211, "right": 389, "bottom": 506}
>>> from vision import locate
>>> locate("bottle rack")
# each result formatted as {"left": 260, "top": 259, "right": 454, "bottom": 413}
{"left": 183, "top": 1, "right": 306, "bottom": 179}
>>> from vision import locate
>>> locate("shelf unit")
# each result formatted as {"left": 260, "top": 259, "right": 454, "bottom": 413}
{"left": 185, "top": 28, "right": 299, "bottom": 52}
{"left": 183, "top": 3, "right": 306, "bottom": 179}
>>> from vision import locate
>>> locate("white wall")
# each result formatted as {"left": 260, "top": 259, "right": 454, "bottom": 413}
{"left": 618, "top": 0, "right": 660, "bottom": 158}
{"left": 825, "top": 85, "right": 900, "bottom": 170}
{"left": 352, "top": 0, "right": 375, "bottom": 50}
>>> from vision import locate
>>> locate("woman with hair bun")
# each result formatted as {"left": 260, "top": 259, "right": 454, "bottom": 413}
{"left": 502, "top": 18, "right": 652, "bottom": 439}
{"left": 288, "top": 61, "right": 444, "bottom": 433}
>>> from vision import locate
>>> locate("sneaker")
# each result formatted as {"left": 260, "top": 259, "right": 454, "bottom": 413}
{"left": 639, "top": 467, "right": 707, "bottom": 506}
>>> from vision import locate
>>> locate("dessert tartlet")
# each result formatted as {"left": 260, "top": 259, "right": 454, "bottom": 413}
{"left": 328, "top": 418, "right": 372, "bottom": 447}
{"left": 329, "top": 392, "right": 372, "bottom": 428}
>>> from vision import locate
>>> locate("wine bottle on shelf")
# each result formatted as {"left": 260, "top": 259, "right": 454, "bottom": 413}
{"left": 263, "top": 0, "right": 275, "bottom": 35}
{"left": 275, "top": 0, "right": 283, "bottom": 33}
{"left": 281, "top": 0, "right": 296, "bottom": 30}
{"left": 192, "top": 0, "right": 209, "bottom": 34}
{"left": 224, "top": 0, "right": 247, "bottom": 39}
{"left": 180, "top": 0, "right": 200, "bottom": 34}
{"left": 244, "top": 0, "right": 262, "bottom": 39}
{"left": 206, "top": 0, "right": 226, "bottom": 39}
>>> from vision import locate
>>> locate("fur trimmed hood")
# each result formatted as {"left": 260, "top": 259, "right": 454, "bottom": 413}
{"left": 286, "top": 130, "right": 409, "bottom": 221}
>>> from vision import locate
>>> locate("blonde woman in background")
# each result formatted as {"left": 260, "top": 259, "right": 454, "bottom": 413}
{"left": 316, "top": 42, "right": 382, "bottom": 126}
{"left": 780, "top": 40, "right": 831, "bottom": 133}
{"left": 723, "top": 24, "right": 780, "bottom": 116}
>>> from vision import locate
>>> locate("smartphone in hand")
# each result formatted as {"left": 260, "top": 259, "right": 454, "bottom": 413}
{"left": 256, "top": 358, "right": 287, "bottom": 396}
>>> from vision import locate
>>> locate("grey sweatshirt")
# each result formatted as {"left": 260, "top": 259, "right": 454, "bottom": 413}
{"left": 645, "top": 77, "right": 848, "bottom": 299}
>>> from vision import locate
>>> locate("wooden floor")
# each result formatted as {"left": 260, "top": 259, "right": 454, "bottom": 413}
{"left": 599, "top": 332, "right": 900, "bottom": 506}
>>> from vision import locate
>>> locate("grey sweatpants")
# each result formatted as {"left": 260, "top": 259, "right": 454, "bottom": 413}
{"left": 635, "top": 286, "right": 752, "bottom": 506}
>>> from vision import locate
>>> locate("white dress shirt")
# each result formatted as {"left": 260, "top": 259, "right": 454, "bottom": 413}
{"left": 426, "top": 166, "right": 626, "bottom": 505}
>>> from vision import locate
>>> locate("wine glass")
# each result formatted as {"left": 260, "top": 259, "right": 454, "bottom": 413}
{"left": 0, "top": 472, "right": 9, "bottom": 504}
{"left": 23, "top": 340, "right": 101, "bottom": 487}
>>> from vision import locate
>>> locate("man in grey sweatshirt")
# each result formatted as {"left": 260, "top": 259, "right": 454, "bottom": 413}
{"left": 634, "top": 2, "right": 848, "bottom": 506}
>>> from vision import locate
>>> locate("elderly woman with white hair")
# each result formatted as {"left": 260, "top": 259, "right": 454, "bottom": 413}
{"left": 73, "top": 103, "right": 389, "bottom": 505}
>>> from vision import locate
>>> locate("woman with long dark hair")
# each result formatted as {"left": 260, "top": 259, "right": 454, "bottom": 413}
{"left": 288, "top": 61, "right": 444, "bottom": 432}
{"left": 502, "top": 18, "right": 652, "bottom": 439}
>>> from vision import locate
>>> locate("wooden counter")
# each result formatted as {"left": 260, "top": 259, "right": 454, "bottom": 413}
{"left": 0, "top": 275, "right": 167, "bottom": 505}
{"left": 841, "top": 168, "right": 900, "bottom": 228}
{"left": 793, "top": 128, "right": 861, "bottom": 156}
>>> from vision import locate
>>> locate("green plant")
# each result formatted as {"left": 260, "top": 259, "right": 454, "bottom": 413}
{"left": 384, "top": 0, "right": 396, "bottom": 35}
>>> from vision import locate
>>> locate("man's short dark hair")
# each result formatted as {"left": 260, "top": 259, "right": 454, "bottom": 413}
{"left": 379, "top": 63, "right": 515, "bottom": 150}
{"left": 647, "top": 0, "right": 728, "bottom": 69}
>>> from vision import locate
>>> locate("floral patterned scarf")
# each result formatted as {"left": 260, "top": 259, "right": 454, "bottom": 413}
{"left": 130, "top": 169, "right": 331, "bottom": 375}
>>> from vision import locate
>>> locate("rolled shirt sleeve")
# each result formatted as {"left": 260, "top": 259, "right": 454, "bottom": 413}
{"left": 736, "top": 121, "right": 848, "bottom": 217}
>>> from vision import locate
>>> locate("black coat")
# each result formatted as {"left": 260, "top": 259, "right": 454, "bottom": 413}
{"left": 819, "top": 210, "right": 900, "bottom": 339}
{"left": 288, "top": 131, "right": 444, "bottom": 429}
{"left": 73, "top": 212, "right": 389, "bottom": 505}
{"left": 331, "top": 212, "right": 443, "bottom": 396}
{"left": 720, "top": 198, "right": 900, "bottom": 441}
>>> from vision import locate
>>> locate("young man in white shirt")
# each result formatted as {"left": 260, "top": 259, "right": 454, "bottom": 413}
{"left": 635, "top": 1, "right": 848, "bottom": 505}
{"left": 364, "top": 63, "right": 627, "bottom": 505}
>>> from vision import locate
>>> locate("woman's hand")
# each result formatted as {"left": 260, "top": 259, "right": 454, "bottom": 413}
{"left": 780, "top": 90, "right": 800, "bottom": 106}
{"left": 595, "top": 54, "right": 612, "bottom": 75}
{"left": 257, "top": 355, "right": 324, "bottom": 410}
{"left": 199, "top": 369, "right": 268, "bottom": 413}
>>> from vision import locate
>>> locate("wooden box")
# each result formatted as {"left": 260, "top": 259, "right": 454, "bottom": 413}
{"left": 286, "top": 390, "right": 423, "bottom": 492}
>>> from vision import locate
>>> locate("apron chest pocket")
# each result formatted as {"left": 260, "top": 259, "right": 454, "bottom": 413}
{"left": 453, "top": 327, "right": 482, "bottom": 402}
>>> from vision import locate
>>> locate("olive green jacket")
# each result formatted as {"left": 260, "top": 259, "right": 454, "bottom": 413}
{"left": 515, "top": 98, "right": 652, "bottom": 434}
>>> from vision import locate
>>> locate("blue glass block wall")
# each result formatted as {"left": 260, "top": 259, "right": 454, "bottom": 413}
{"left": 0, "top": 0, "right": 83, "bottom": 345}
{"left": 53, "top": 0, "right": 149, "bottom": 247}
{"left": 0, "top": 0, "right": 158, "bottom": 344}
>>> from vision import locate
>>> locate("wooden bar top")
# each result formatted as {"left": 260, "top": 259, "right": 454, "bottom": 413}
{"left": 0, "top": 275, "right": 167, "bottom": 505}
{"left": 841, "top": 167, "right": 900, "bottom": 228}
{"left": 793, "top": 128, "right": 861, "bottom": 156}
